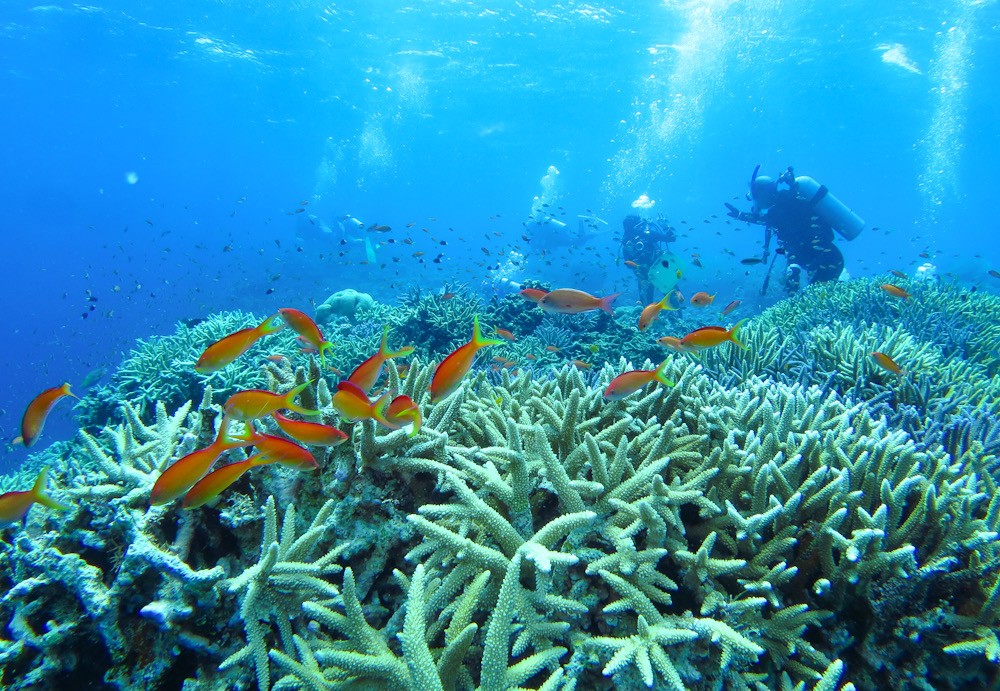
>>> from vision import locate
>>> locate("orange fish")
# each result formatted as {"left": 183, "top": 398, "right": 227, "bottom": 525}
{"left": 441, "top": 292, "right": 456, "bottom": 300}
{"left": 570, "top": 360, "right": 592, "bottom": 370}
{"left": 690, "top": 292, "right": 715, "bottom": 307}
{"left": 149, "top": 430, "right": 261, "bottom": 505}
{"left": 195, "top": 312, "right": 285, "bottom": 373}
{"left": 224, "top": 381, "right": 319, "bottom": 421}
{"left": 348, "top": 326, "right": 414, "bottom": 394}
{"left": 638, "top": 294, "right": 676, "bottom": 332}
{"left": 19, "top": 383, "right": 78, "bottom": 448}
{"left": 656, "top": 336, "right": 699, "bottom": 353}
{"left": 182, "top": 454, "right": 276, "bottom": 509}
{"left": 272, "top": 412, "right": 348, "bottom": 447}
{"left": 624, "top": 260, "right": 639, "bottom": 268}
{"left": 880, "top": 284, "right": 912, "bottom": 301}
{"left": 385, "top": 395, "right": 422, "bottom": 437}
{"left": 538, "top": 288, "right": 621, "bottom": 315}
{"left": 331, "top": 381, "right": 398, "bottom": 429}
{"left": 519, "top": 288, "right": 548, "bottom": 303}
{"left": 720, "top": 300, "right": 741, "bottom": 317}
{"left": 890, "top": 270, "right": 907, "bottom": 278}
{"left": 870, "top": 352, "right": 904, "bottom": 376}
{"left": 545, "top": 345, "right": 561, "bottom": 352}
{"left": 679, "top": 318, "right": 748, "bottom": 350}
{"left": 525, "top": 354, "right": 538, "bottom": 361}
{"left": 493, "top": 327, "right": 516, "bottom": 341}
{"left": 251, "top": 433, "right": 320, "bottom": 468}
{"left": 266, "top": 354, "right": 288, "bottom": 363}
{"left": 278, "top": 308, "right": 336, "bottom": 367}
{"left": 430, "top": 315, "right": 502, "bottom": 402}
{"left": 0, "top": 467, "right": 68, "bottom": 526}
{"left": 604, "top": 360, "right": 675, "bottom": 401}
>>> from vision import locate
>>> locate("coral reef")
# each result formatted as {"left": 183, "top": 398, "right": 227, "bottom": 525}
{"left": 3, "top": 278, "right": 1000, "bottom": 690}
{"left": 316, "top": 289, "right": 375, "bottom": 324}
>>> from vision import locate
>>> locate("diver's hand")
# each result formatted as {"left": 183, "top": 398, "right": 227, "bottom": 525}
{"left": 724, "top": 203, "right": 755, "bottom": 223}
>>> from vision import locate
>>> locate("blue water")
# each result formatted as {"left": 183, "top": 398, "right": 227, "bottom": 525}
{"left": 2, "top": 0, "right": 998, "bottom": 466}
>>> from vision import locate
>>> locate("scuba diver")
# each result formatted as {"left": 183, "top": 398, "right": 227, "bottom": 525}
{"left": 621, "top": 215, "right": 678, "bottom": 304}
{"left": 726, "top": 165, "right": 865, "bottom": 295}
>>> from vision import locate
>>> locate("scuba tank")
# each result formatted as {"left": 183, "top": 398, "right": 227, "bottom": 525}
{"left": 792, "top": 175, "right": 865, "bottom": 241}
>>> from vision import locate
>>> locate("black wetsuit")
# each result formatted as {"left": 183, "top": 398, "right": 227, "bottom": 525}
{"left": 763, "top": 190, "right": 844, "bottom": 284}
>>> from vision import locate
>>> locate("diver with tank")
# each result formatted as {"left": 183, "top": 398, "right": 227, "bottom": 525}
{"left": 620, "top": 215, "right": 681, "bottom": 305}
{"left": 726, "top": 165, "right": 865, "bottom": 295}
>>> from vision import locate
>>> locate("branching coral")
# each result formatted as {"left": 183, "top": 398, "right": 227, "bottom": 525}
{"left": 5, "top": 279, "right": 1000, "bottom": 690}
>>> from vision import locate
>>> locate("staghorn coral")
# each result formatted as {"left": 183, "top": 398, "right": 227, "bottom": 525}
{"left": 5, "top": 282, "right": 1000, "bottom": 690}
{"left": 259, "top": 357, "right": 1000, "bottom": 690}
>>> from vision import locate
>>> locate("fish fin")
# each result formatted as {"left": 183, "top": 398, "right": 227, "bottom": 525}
{"left": 653, "top": 360, "right": 676, "bottom": 388}
{"left": 319, "top": 341, "right": 336, "bottom": 368}
{"left": 259, "top": 312, "right": 287, "bottom": 335}
{"left": 380, "top": 326, "right": 414, "bottom": 359}
{"left": 599, "top": 292, "right": 623, "bottom": 315}
{"left": 730, "top": 318, "right": 749, "bottom": 349}
{"left": 32, "top": 467, "right": 69, "bottom": 511}
{"left": 287, "top": 381, "right": 321, "bottom": 417}
{"left": 471, "top": 315, "right": 503, "bottom": 348}
{"left": 61, "top": 383, "right": 80, "bottom": 401}
{"left": 372, "top": 392, "right": 400, "bottom": 430}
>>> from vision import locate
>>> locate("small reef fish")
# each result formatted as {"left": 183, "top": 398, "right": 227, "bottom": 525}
{"left": 348, "top": 326, "right": 414, "bottom": 394}
{"left": 571, "top": 360, "right": 592, "bottom": 370}
{"left": 0, "top": 467, "right": 68, "bottom": 526}
{"left": 150, "top": 431, "right": 261, "bottom": 505}
{"left": 690, "top": 292, "right": 715, "bottom": 307}
{"left": 195, "top": 312, "right": 285, "bottom": 374}
{"left": 720, "top": 300, "right": 741, "bottom": 317}
{"left": 224, "top": 381, "right": 319, "bottom": 421}
{"left": 519, "top": 288, "right": 548, "bottom": 303}
{"left": 740, "top": 257, "right": 764, "bottom": 265}
{"left": 638, "top": 294, "right": 676, "bottom": 332}
{"left": 182, "top": 454, "right": 276, "bottom": 509}
{"left": 604, "top": 360, "right": 675, "bottom": 401}
{"left": 19, "top": 383, "right": 78, "bottom": 448}
{"left": 890, "top": 270, "right": 907, "bottom": 279}
{"left": 430, "top": 315, "right": 502, "bottom": 401}
{"left": 493, "top": 327, "right": 516, "bottom": 341}
{"left": 251, "top": 433, "right": 320, "bottom": 469}
{"left": 989, "top": 270, "right": 1000, "bottom": 279}
{"left": 624, "top": 260, "right": 639, "bottom": 268}
{"left": 331, "top": 382, "right": 397, "bottom": 429}
{"left": 657, "top": 336, "right": 700, "bottom": 353}
{"left": 385, "top": 395, "right": 422, "bottom": 437}
{"left": 588, "top": 344, "right": 599, "bottom": 354}
{"left": 538, "top": 288, "right": 622, "bottom": 316}
{"left": 278, "top": 308, "right": 336, "bottom": 367}
{"left": 880, "top": 284, "right": 912, "bottom": 301}
{"left": 679, "top": 318, "right": 748, "bottom": 350}
{"left": 272, "top": 412, "right": 347, "bottom": 447}
{"left": 870, "top": 352, "right": 904, "bottom": 376}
